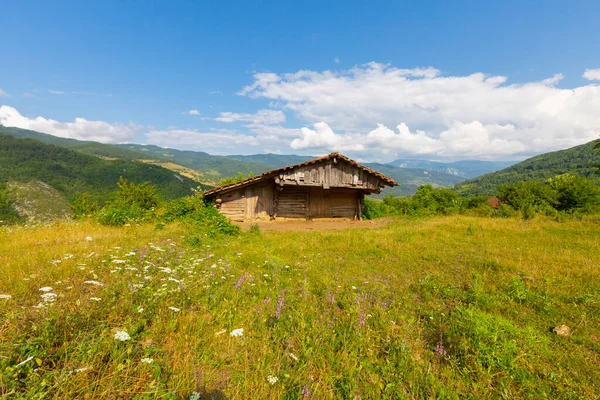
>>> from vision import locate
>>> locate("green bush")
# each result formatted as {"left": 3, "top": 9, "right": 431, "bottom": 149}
{"left": 71, "top": 192, "right": 99, "bottom": 218}
{"left": 185, "top": 203, "right": 240, "bottom": 244}
{"left": 98, "top": 177, "right": 159, "bottom": 226}
{"left": 97, "top": 204, "right": 146, "bottom": 226}
{"left": 113, "top": 176, "right": 159, "bottom": 210}
{"left": 363, "top": 198, "right": 388, "bottom": 219}
{"left": 546, "top": 174, "right": 600, "bottom": 212}
{"left": 0, "top": 181, "right": 23, "bottom": 225}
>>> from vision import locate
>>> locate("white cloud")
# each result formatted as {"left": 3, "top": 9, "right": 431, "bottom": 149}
{"left": 583, "top": 69, "right": 600, "bottom": 81}
{"left": 0, "top": 89, "right": 7, "bottom": 96}
{"left": 187, "top": 109, "right": 200, "bottom": 115}
{"left": 48, "top": 90, "right": 65, "bottom": 95}
{"left": 144, "top": 128, "right": 260, "bottom": 154}
{"left": 239, "top": 62, "right": 600, "bottom": 159}
{"left": 334, "top": 57, "right": 340, "bottom": 64}
{"left": 216, "top": 109, "right": 286, "bottom": 125}
{"left": 0, "top": 105, "right": 135, "bottom": 143}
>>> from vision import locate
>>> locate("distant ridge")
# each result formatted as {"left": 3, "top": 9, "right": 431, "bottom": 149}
{"left": 453, "top": 140, "right": 600, "bottom": 196}
{"left": 389, "top": 158, "right": 517, "bottom": 178}
{"left": 0, "top": 132, "right": 200, "bottom": 204}
{"left": 0, "top": 125, "right": 481, "bottom": 196}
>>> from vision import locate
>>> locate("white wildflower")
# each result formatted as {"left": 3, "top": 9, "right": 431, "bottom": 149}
{"left": 267, "top": 375, "right": 279, "bottom": 385}
{"left": 51, "top": 260, "right": 62, "bottom": 264}
{"left": 74, "top": 367, "right": 88, "bottom": 373}
{"left": 112, "top": 259, "right": 126, "bottom": 264}
{"left": 114, "top": 331, "right": 131, "bottom": 341}
{"left": 90, "top": 297, "right": 102, "bottom": 301}
{"left": 141, "top": 357, "right": 153, "bottom": 364}
{"left": 215, "top": 329, "right": 227, "bottom": 336}
{"left": 137, "top": 306, "right": 144, "bottom": 313}
{"left": 352, "top": 286, "right": 357, "bottom": 290}
{"left": 190, "top": 392, "right": 201, "bottom": 400}
{"left": 0, "top": 294, "right": 12, "bottom": 300}
{"left": 230, "top": 328, "right": 244, "bottom": 337}
{"left": 84, "top": 280, "right": 104, "bottom": 286}
{"left": 40, "top": 293, "right": 57, "bottom": 302}
{"left": 39, "top": 287, "right": 53, "bottom": 292}
{"left": 168, "top": 306, "right": 180, "bottom": 312}
{"left": 289, "top": 353, "right": 299, "bottom": 361}
{"left": 85, "top": 236, "right": 93, "bottom": 242}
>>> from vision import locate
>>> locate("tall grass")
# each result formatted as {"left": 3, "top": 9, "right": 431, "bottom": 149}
{"left": 1, "top": 216, "right": 599, "bottom": 398}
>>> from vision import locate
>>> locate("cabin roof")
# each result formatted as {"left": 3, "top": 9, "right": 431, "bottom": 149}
{"left": 203, "top": 152, "right": 398, "bottom": 197}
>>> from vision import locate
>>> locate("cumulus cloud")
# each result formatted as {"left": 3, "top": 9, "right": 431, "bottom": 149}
{"left": 216, "top": 109, "right": 286, "bottom": 125}
{"left": 240, "top": 63, "right": 600, "bottom": 159}
{"left": 583, "top": 69, "right": 600, "bottom": 81}
{"left": 0, "top": 105, "right": 135, "bottom": 143}
{"left": 187, "top": 109, "right": 200, "bottom": 115}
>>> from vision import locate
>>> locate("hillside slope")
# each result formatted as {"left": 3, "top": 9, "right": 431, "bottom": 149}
{"left": 364, "top": 163, "right": 466, "bottom": 197}
{"left": 116, "top": 144, "right": 274, "bottom": 184}
{"left": 0, "top": 133, "right": 200, "bottom": 204}
{"left": 454, "top": 140, "right": 600, "bottom": 196}
{"left": 390, "top": 158, "right": 516, "bottom": 178}
{"left": 0, "top": 125, "right": 154, "bottom": 160}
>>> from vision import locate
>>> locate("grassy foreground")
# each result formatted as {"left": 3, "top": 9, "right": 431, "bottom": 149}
{"left": 1, "top": 216, "right": 599, "bottom": 399}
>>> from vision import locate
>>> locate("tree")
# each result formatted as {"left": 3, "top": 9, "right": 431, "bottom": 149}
{"left": 114, "top": 176, "right": 159, "bottom": 210}
{"left": 547, "top": 174, "right": 600, "bottom": 212}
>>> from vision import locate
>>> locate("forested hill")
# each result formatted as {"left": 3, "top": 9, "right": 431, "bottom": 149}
{"left": 454, "top": 139, "right": 600, "bottom": 196}
{"left": 116, "top": 144, "right": 276, "bottom": 182}
{"left": 0, "top": 125, "right": 155, "bottom": 161}
{"left": 0, "top": 133, "right": 201, "bottom": 204}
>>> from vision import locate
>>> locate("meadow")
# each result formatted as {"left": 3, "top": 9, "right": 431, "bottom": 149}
{"left": 1, "top": 215, "right": 599, "bottom": 399}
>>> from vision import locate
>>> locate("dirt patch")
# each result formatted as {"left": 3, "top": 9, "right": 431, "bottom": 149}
{"left": 235, "top": 218, "right": 392, "bottom": 232}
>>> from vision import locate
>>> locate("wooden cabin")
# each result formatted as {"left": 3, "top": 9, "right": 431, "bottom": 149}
{"left": 203, "top": 152, "right": 398, "bottom": 221}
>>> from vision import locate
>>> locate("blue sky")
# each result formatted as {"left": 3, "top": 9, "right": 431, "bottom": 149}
{"left": 1, "top": 0, "right": 599, "bottom": 161}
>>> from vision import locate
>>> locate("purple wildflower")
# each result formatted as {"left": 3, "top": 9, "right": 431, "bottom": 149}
{"left": 275, "top": 294, "right": 285, "bottom": 319}
{"left": 435, "top": 333, "right": 447, "bottom": 358}
{"left": 301, "top": 383, "right": 311, "bottom": 398}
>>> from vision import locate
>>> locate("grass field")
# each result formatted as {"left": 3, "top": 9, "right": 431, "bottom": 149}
{"left": 1, "top": 216, "right": 599, "bottom": 399}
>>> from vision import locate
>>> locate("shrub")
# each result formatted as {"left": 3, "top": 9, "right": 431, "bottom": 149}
{"left": 546, "top": 174, "right": 600, "bottom": 212}
{"left": 98, "top": 177, "right": 159, "bottom": 226}
{"left": 185, "top": 203, "right": 240, "bottom": 244}
{"left": 71, "top": 192, "right": 99, "bottom": 218}
{"left": 0, "top": 181, "right": 23, "bottom": 225}
{"left": 498, "top": 181, "right": 556, "bottom": 213}
{"left": 114, "top": 176, "right": 159, "bottom": 210}
{"left": 363, "top": 198, "right": 388, "bottom": 219}
{"left": 97, "top": 204, "right": 145, "bottom": 226}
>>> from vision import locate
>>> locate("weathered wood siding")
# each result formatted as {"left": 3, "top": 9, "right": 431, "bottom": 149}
{"left": 218, "top": 190, "right": 245, "bottom": 220}
{"left": 217, "top": 184, "right": 273, "bottom": 220}
{"left": 276, "top": 186, "right": 308, "bottom": 218}
{"left": 277, "top": 159, "right": 383, "bottom": 192}
{"left": 276, "top": 186, "right": 358, "bottom": 219}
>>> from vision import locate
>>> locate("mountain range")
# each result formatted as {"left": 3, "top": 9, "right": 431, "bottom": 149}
{"left": 1, "top": 124, "right": 598, "bottom": 210}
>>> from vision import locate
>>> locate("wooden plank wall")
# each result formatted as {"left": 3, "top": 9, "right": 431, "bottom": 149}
{"left": 279, "top": 159, "right": 382, "bottom": 191}
{"left": 276, "top": 186, "right": 308, "bottom": 218}
{"left": 276, "top": 186, "right": 358, "bottom": 219}
{"left": 218, "top": 184, "right": 273, "bottom": 220}
{"left": 329, "top": 189, "right": 358, "bottom": 218}
{"left": 219, "top": 190, "right": 245, "bottom": 220}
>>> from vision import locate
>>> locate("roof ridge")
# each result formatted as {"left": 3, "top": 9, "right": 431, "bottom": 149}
{"left": 203, "top": 152, "right": 398, "bottom": 196}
